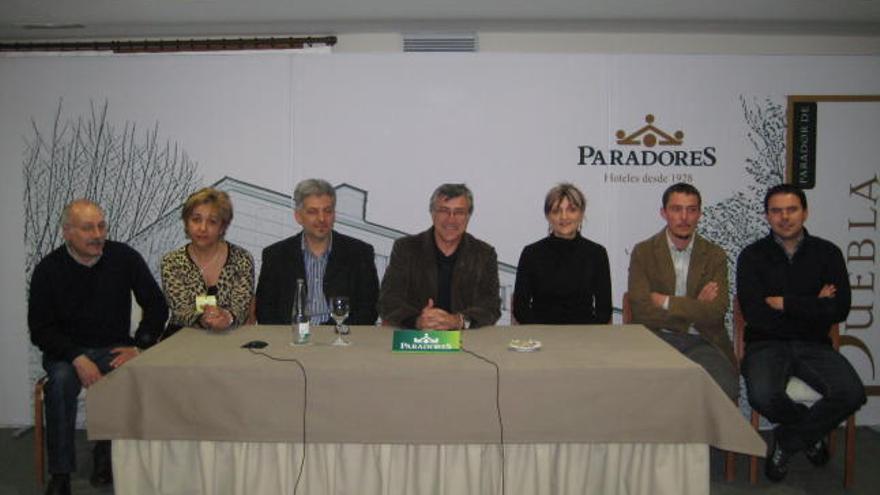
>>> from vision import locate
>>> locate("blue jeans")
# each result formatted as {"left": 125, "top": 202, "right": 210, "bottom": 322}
{"left": 743, "top": 340, "right": 866, "bottom": 453}
{"left": 42, "top": 347, "right": 118, "bottom": 474}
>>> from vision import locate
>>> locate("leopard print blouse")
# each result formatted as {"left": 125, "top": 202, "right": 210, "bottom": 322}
{"left": 161, "top": 242, "right": 254, "bottom": 329}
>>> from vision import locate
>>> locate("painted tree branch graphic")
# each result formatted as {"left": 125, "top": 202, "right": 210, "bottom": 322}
{"left": 23, "top": 99, "right": 200, "bottom": 284}
{"left": 701, "top": 96, "right": 785, "bottom": 266}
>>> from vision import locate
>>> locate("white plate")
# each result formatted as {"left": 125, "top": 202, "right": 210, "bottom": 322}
{"left": 508, "top": 339, "right": 541, "bottom": 352}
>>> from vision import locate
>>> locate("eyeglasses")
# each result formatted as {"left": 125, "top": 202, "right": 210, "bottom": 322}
{"left": 433, "top": 207, "right": 469, "bottom": 218}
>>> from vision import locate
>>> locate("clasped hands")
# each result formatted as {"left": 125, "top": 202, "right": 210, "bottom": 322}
{"left": 416, "top": 298, "right": 463, "bottom": 330}
{"left": 650, "top": 281, "right": 720, "bottom": 309}
{"left": 72, "top": 346, "right": 139, "bottom": 388}
{"left": 764, "top": 284, "right": 836, "bottom": 311}
{"left": 200, "top": 304, "right": 234, "bottom": 331}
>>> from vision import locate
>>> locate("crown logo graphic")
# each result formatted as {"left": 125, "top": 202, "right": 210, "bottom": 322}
{"left": 414, "top": 333, "right": 441, "bottom": 344}
{"left": 616, "top": 114, "right": 684, "bottom": 148}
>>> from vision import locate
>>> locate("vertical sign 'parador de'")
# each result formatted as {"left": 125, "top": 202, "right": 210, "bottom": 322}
{"left": 792, "top": 102, "right": 818, "bottom": 189}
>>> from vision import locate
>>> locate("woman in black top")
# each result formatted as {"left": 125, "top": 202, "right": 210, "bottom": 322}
{"left": 513, "top": 183, "right": 612, "bottom": 324}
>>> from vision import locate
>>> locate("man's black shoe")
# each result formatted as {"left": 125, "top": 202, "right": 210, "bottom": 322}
{"left": 765, "top": 436, "right": 791, "bottom": 482}
{"left": 90, "top": 440, "right": 113, "bottom": 487}
{"left": 44, "top": 473, "right": 71, "bottom": 495}
{"left": 805, "top": 438, "right": 830, "bottom": 466}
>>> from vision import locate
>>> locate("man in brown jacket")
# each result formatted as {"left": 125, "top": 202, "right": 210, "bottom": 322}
{"left": 379, "top": 183, "right": 501, "bottom": 330}
{"left": 627, "top": 182, "right": 738, "bottom": 401}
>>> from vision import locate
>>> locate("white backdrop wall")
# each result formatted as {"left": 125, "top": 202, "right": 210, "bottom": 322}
{"left": 1, "top": 51, "right": 878, "bottom": 427}
{"left": 333, "top": 32, "right": 880, "bottom": 54}
{"left": 810, "top": 99, "right": 880, "bottom": 404}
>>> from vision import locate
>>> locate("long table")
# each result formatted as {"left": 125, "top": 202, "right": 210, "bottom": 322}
{"left": 87, "top": 324, "right": 765, "bottom": 495}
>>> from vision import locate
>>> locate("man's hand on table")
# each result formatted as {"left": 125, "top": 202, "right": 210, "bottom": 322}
{"left": 416, "top": 298, "right": 463, "bottom": 330}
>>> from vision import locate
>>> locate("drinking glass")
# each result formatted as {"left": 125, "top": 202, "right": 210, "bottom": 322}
{"left": 330, "top": 296, "right": 351, "bottom": 346}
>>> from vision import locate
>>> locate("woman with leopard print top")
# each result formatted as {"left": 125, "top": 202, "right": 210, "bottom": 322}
{"left": 160, "top": 187, "right": 254, "bottom": 338}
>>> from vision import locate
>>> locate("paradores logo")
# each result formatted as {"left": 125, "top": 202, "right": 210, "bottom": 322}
{"left": 392, "top": 330, "right": 461, "bottom": 352}
{"left": 578, "top": 114, "right": 717, "bottom": 167}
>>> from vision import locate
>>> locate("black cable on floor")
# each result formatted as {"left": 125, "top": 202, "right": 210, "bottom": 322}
{"left": 248, "top": 349, "right": 307, "bottom": 495}
{"left": 461, "top": 346, "right": 506, "bottom": 495}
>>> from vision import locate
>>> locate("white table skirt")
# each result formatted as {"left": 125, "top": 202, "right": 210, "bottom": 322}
{"left": 112, "top": 440, "right": 708, "bottom": 495}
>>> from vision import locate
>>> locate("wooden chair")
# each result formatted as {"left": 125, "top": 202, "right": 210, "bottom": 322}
{"left": 621, "top": 292, "right": 737, "bottom": 482}
{"left": 733, "top": 298, "right": 856, "bottom": 487}
{"left": 33, "top": 376, "right": 92, "bottom": 488}
{"left": 34, "top": 296, "right": 142, "bottom": 486}
{"left": 34, "top": 376, "right": 47, "bottom": 487}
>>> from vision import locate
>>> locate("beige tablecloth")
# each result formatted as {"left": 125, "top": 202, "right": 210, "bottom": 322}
{"left": 87, "top": 324, "right": 764, "bottom": 494}
{"left": 112, "top": 440, "right": 709, "bottom": 495}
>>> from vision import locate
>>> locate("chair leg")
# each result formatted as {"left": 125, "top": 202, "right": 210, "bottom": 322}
{"left": 724, "top": 451, "right": 736, "bottom": 482}
{"left": 749, "top": 410, "right": 760, "bottom": 484}
{"left": 829, "top": 426, "right": 837, "bottom": 457}
{"left": 844, "top": 415, "right": 856, "bottom": 489}
{"left": 34, "top": 378, "right": 46, "bottom": 488}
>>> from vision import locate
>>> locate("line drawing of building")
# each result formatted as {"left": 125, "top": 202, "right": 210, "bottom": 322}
{"left": 130, "top": 176, "right": 517, "bottom": 324}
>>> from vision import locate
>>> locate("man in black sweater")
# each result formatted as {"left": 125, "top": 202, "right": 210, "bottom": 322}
{"left": 737, "top": 184, "right": 865, "bottom": 482}
{"left": 29, "top": 199, "right": 168, "bottom": 495}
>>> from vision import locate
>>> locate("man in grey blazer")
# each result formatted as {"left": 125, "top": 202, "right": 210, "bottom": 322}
{"left": 627, "top": 182, "right": 738, "bottom": 401}
{"left": 379, "top": 183, "right": 501, "bottom": 329}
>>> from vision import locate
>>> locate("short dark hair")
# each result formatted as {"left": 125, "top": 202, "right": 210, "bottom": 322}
{"left": 764, "top": 184, "right": 807, "bottom": 213}
{"left": 429, "top": 183, "right": 474, "bottom": 214}
{"left": 661, "top": 182, "right": 701, "bottom": 209}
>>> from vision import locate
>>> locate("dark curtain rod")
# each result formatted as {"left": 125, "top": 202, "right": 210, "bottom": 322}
{"left": 0, "top": 36, "right": 338, "bottom": 53}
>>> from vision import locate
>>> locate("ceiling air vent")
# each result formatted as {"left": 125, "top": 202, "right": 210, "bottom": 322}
{"left": 403, "top": 33, "right": 478, "bottom": 53}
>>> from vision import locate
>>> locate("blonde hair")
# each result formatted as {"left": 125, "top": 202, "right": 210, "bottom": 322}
{"left": 181, "top": 188, "right": 233, "bottom": 228}
{"left": 544, "top": 183, "right": 586, "bottom": 216}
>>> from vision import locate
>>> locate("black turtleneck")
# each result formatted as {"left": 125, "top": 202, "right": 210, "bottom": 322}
{"left": 433, "top": 241, "right": 459, "bottom": 313}
{"left": 513, "top": 233, "right": 612, "bottom": 324}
